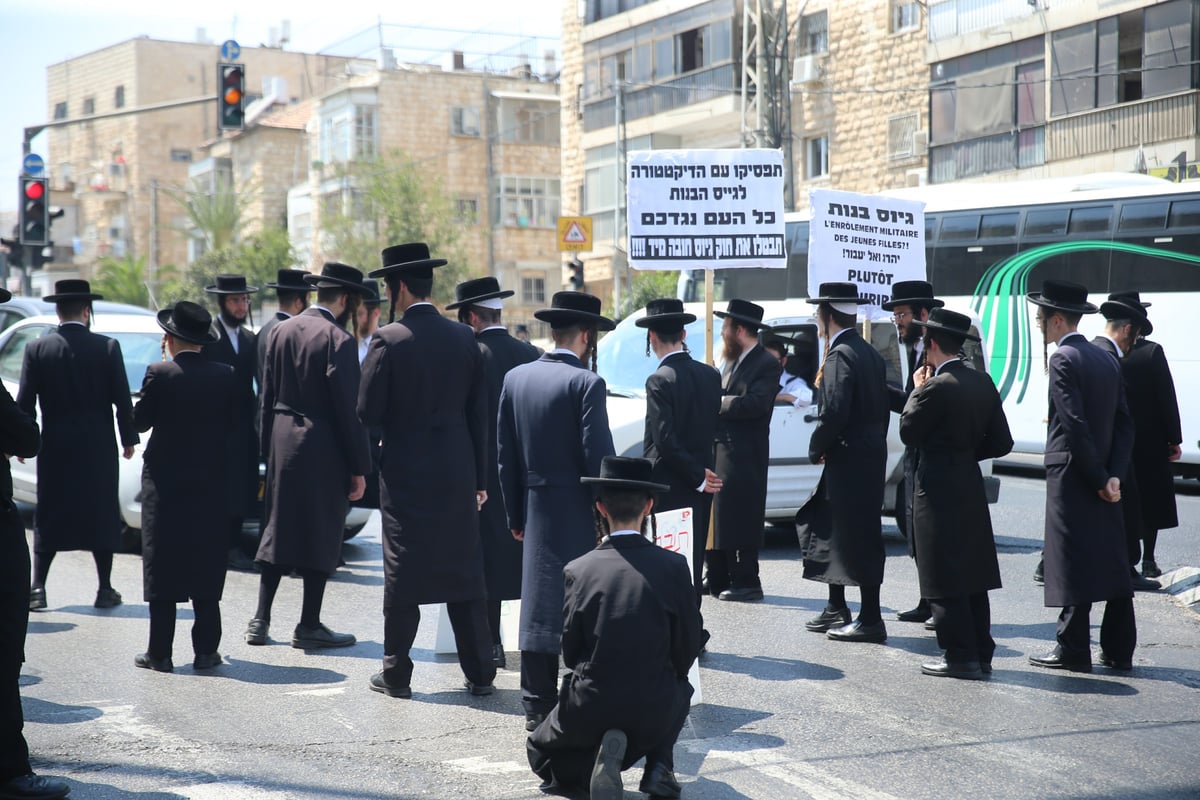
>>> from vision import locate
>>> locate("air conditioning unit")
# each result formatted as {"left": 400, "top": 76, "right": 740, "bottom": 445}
{"left": 906, "top": 168, "right": 927, "bottom": 187}
{"left": 912, "top": 130, "right": 929, "bottom": 156}
{"left": 792, "top": 55, "right": 825, "bottom": 87}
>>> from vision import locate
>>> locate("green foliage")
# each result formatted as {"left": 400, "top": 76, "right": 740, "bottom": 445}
{"left": 166, "top": 174, "right": 255, "bottom": 253}
{"left": 169, "top": 228, "right": 297, "bottom": 312}
{"left": 610, "top": 269, "right": 679, "bottom": 320}
{"left": 92, "top": 254, "right": 184, "bottom": 310}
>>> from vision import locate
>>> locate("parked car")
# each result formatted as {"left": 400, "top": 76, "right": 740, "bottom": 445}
{"left": 0, "top": 297, "right": 154, "bottom": 332}
{"left": 0, "top": 313, "right": 370, "bottom": 549}
{"left": 598, "top": 300, "right": 999, "bottom": 529}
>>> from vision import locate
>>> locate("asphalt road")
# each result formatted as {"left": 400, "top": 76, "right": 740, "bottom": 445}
{"left": 18, "top": 473, "right": 1200, "bottom": 800}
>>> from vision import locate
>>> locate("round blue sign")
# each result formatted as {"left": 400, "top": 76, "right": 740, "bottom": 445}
{"left": 22, "top": 153, "right": 45, "bottom": 177}
{"left": 220, "top": 40, "right": 241, "bottom": 61}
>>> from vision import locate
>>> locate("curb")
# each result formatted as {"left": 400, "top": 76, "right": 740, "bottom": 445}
{"left": 1159, "top": 567, "right": 1200, "bottom": 614}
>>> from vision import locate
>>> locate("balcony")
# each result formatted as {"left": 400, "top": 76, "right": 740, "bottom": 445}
{"left": 927, "top": 0, "right": 1088, "bottom": 42}
{"left": 1046, "top": 91, "right": 1200, "bottom": 161}
{"left": 582, "top": 63, "right": 741, "bottom": 133}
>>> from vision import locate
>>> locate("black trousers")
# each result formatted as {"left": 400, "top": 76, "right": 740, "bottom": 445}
{"left": 929, "top": 592, "right": 994, "bottom": 665}
{"left": 1, "top": 505, "right": 32, "bottom": 781}
{"left": 148, "top": 599, "right": 222, "bottom": 659}
{"left": 1057, "top": 598, "right": 1137, "bottom": 661}
{"left": 521, "top": 650, "right": 561, "bottom": 716}
{"left": 704, "top": 548, "right": 760, "bottom": 591}
{"left": 383, "top": 600, "right": 495, "bottom": 689}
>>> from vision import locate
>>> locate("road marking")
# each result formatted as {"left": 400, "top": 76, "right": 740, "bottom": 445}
{"left": 174, "top": 783, "right": 290, "bottom": 799}
{"left": 444, "top": 756, "right": 530, "bottom": 775}
{"left": 283, "top": 687, "right": 346, "bottom": 697}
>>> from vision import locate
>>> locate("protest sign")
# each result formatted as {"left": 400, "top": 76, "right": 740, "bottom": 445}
{"left": 652, "top": 506, "right": 703, "bottom": 706}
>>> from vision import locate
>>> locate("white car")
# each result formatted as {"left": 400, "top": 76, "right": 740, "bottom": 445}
{"left": 0, "top": 313, "right": 370, "bottom": 545}
{"left": 599, "top": 300, "right": 999, "bottom": 529}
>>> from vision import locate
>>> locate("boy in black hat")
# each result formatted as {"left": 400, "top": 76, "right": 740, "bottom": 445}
{"left": 900, "top": 309, "right": 1012, "bottom": 680}
{"left": 1026, "top": 280, "right": 1135, "bottom": 672}
{"left": 133, "top": 302, "right": 237, "bottom": 672}
{"left": 498, "top": 290, "right": 616, "bottom": 729}
{"left": 19, "top": 280, "right": 138, "bottom": 612}
{"left": 527, "top": 456, "right": 702, "bottom": 800}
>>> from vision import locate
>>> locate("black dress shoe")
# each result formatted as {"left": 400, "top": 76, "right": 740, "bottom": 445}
{"left": 1029, "top": 646, "right": 1091, "bottom": 673}
{"left": 1141, "top": 559, "right": 1162, "bottom": 579}
{"left": 0, "top": 773, "right": 71, "bottom": 799}
{"left": 1130, "top": 570, "right": 1161, "bottom": 592}
{"left": 717, "top": 586, "right": 763, "bottom": 602}
{"left": 464, "top": 679, "right": 494, "bottom": 696}
{"left": 827, "top": 620, "right": 887, "bottom": 643}
{"left": 897, "top": 601, "right": 932, "bottom": 623}
{"left": 492, "top": 644, "right": 507, "bottom": 669}
{"left": 292, "top": 622, "right": 355, "bottom": 649}
{"left": 805, "top": 606, "right": 851, "bottom": 632}
{"left": 1033, "top": 558, "right": 1044, "bottom": 584}
{"left": 980, "top": 662, "right": 993, "bottom": 675}
{"left": 589, "top": 729, "right": 626, "bottom": 800}
{"left": 1097, "top": 651, "right": 1133, "bottom": 671}
{"left": 369, "top": 671, "right": 412, "bottom": 698}
{"left": 924, "top": 620, "right": 937, "bottom": 631}
{"left": 134, "top": 652, "right": 173, "bottom": 673}
{"left": 28, "top": 588, "right": 47, "bottom": 612}
{"left": 525, "top": 712, "right": 547, "bottom": 732}
{"left": 639, "top": 762, "right": 683, "bottom": 799}
{"left": 920, "top": 657, "right": 985, "bottom": 680}
{"left": 245, "top": 618, "right": 269, "bottom": 646}
{"left": 193, "top": 652, "right": 222, "bottom": 670}
{"left": 94, "top": 588, "right": 122, "bottom": 609}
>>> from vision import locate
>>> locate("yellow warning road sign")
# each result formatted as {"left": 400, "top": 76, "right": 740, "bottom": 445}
{"left": 557, "top": 216, "right": 593, "bottom": 252}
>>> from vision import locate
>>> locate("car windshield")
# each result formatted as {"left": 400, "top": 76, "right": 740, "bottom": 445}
{"left": 598, "top": 317, "right": 717, "bottom": 398}
{"left": 109, "top": 332, "right": 164, "bottom": 391}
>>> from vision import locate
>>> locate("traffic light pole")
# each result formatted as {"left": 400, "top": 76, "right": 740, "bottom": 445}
{"left": 23, "top": 95, "right": 219, "bottom": 155}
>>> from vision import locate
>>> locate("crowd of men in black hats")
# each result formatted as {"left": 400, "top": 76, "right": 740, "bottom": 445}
{"left": 0, "top": 247, "right": 1183, "bottom": 798}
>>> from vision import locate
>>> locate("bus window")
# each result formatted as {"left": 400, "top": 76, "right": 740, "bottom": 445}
{"left": 939, "top": 215, "right": 980, "bottom": 242}
{"left": 980, "top": 213, "right": 1018, "bottom": 239}
{"left": 1118, "top": 202, "right": 1168, "bottom": 231}
{"left": 786, "top": 220, "right": 811, "bottom": 298}
{"left": 1024, "top": 208, "right": 1068, "bottom": 236}
{"left": 1168, "top": 200, "right": 1200, "bottom": 228}
{"left": 1067, "top": 206, "right": 1113, "bottom": 235}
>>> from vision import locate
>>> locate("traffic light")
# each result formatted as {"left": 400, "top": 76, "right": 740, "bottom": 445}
{"left": 0, "top": 237, "right": 23, "bottom": 269}
{"left": 19, "top": 177, "right": 49, "bottom": 246}
{"left": 569, "top": 258, "right": 586, "bottom": 291}
{"left": 218, "top": 63, "right": 246, "bottom": 131}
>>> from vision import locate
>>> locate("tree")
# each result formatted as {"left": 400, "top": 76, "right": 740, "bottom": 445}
{"left": 175, "top": 228, "right": 296, "bottom": 312}
{"left": 166, "top": 173, "right": 255, "bottom": 254}
{"left": 609, "top": 269, "right": 680, "bottom": 320}
{"left": 323, "top": 150, "right": 468, "bottom": 305}
{"left": 92, "top": 254, "right": 184, "bottom": 310}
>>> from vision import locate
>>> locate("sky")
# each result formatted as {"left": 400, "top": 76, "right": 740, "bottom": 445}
{"left": 0, "top": 0, "right": 564, "bottom": 213}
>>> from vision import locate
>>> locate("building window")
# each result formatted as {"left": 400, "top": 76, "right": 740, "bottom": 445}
{"left": 799, "top": 11, "right": 828, "bottom": 56}
{"left": 676, "top": 28, "right": 705, "bottom": 74}
{"left": 1143, "top": 0, "right": 1193, "bottom": 98}
{"left": 319, "top": 104, "right": 378, "bottom": 163}
{"left": 805, "top": 136, "right": 829, "bottom": 180}
{"left": 456, "top": 197, "right": 478, "bottom": 223}
{"left": 82, "top": 97, "right": 96, "bottom": 115}
{"left": 498, "top": 99, "right": 560, "bottom": 145}
{"left": 53, "top": 102, "right": 68, "bottom": 120}
{"left": 521, "top": 276, "right": 546, "bottom": 305}
{"left": 114, "top": 85, "right": 125, "bottom": 109}
{"left": 169, "top": 149, "right": 193, "bottom": 163}
{"left": 887, "top": 113, "right": 919, "bottom": 160}
{"left": 355, "top": 106, "right": 377, "bottom": 160}
{"left": 452, "top": 106, "right": 481, "bottom": 137}
{"left": 494, "top": 176, "right": 561, "bottom": 229}
{"left": 891, "top": 1, "right": 920, "bottom": 34}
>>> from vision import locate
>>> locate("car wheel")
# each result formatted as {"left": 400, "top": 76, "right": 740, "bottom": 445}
{"left": 343, "top": 523, "right": 365, "bottom": 541}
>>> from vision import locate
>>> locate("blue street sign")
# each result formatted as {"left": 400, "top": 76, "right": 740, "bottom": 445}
{"left": 22, "top": 153, "right": 45, "bottom": 177}
{"left": 220, "top": 40, "right": 241, "bottom": 61}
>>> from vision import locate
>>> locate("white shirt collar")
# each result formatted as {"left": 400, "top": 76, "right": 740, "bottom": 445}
{"left": 277, "top": 310, "right": 293, "bottom": 319}
{"left": 551, "top": 348, "right": 579, "bottom": 358}
{"left": 607, "top": 529, "right": 641, "bottom": 538}
{"left": 1101, "top": 335, "right": 1123, "bottom": 358}
{"left": 1057, "top": 330, "right": 1084, "bottom": 347}
{"left": 656, "top": 347, "right": 686, "bottom": 367}
{"left": 934, "top": 357, "right": 961, "bottom": 376}
{"left": 829, "top": 327, "right": 851, "bottom": 346}
{"left": 312, "top": 304, "right": 335, "bottom": 319}
{"left": 60, "top": 320, "right": 86, "bottom": 328}
{"left": 407, "top": 301, "right": 435, "bottom": 311}
{"left": 481, "top": 325, "right": 507, "bottom": 333}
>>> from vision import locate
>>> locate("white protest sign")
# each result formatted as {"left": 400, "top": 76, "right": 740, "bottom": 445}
{"left": 808, "top": 188, "right": 926, "bottom": 319}
{"left": 652, "top": 506, "right": 703, "bottom": 706}
{"left": 628, "top": 149, "right": 786, "bottom": 271}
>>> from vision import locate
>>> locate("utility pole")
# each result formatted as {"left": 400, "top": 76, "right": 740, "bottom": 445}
{"left": 613, "top": 80, "right": 626, "bottom": 314}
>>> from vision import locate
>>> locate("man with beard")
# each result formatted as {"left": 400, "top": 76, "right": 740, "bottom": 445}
{"left": 356, "top": 279, "right": 384, "bottom": 364}
{"left": 707, "top": 299, "right": 781, "bottom": 603}
{"left": 498, "top": 291, "right": 615, "bottom": 731}
{"left": 360, "top": 244, "right": 495, "bottom": 698}
{"left": 798, "top": 282, "right": 890, "bottom": 644}
{"left": 248, "top": 263, "right": 371, "bottom": 649}
{"left": 202, "top": 274, "right": 261, "bottom": 572}
{"left": 882, "top": 280, "right": 944, "bottom": 625}
{"left": 21, "top": 280, "right": 138, "bottom": 612}
{"left": 447, "top": 276, "right": 539, "bottom": 668}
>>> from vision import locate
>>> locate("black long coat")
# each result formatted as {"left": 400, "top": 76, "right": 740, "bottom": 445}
{"left": 202, "top": 322, "right": 259, "bottom": 519}
{"left": 644, "top": 351, "right": 722, "bottom": 583}
{"left": 900, "top": 360, "right": 1013, "bottom": 599}
{"left": 258, "top": 307, "right": 372, "bottom": 574}
{"left": 477, "top": 327, "right": 539, "bottom": 601}
{"left": 1122, "top": 339, "right": 1181, "bottom": 532}
{"left": 1042, "top": 334, "right": 1134, "bottom": 608}
{"left": 528, "top": 535, "right": 701, "bottom": 766}
{"left": 498, "top": 352, "right": 614, "bottom": 655}
{"left": 798, "top": 329, "right": 890, "bottom": 587}
{"left": 17, "top": 324, "right": 138, "bottom": 552}
{"left": 888, "top": 340, "right": 920, "bottom": 547}
{"left": 134, "top": 352, "right": 236, "bottom": 602}
{"left": 711, "top": 345, "right": 781, "bottom": 551}
{"left": 254, "top": 312, "right": 289, "bottom": 438}
{"left": 358, "top": 304, "right": 489, "bottom": 608}
{"left": 0, "top": 382, "right": 39, "bottom": 673}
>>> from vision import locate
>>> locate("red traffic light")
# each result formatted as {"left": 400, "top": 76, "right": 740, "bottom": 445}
{"left": 24, "top": 180, "right": 45, "bottom": 201}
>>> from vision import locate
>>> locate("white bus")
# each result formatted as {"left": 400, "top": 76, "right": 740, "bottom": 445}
{"left": 682, "top": 172, "right": 1199, "bottom": 478}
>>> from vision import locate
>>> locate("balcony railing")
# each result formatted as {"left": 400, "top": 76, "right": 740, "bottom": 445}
{"left": 582, "top": 63, "right": 740, "bottom": 133}
{"left": 1046, "top": 91, "right": 1200, "bottom": 161}
{"left": 927, "top": 0, "right": 1088, "bottom": 42}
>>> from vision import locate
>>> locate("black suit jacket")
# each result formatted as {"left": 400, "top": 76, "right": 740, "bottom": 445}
{"left": 202, "top": 320, "right": 259, "bottom": 516}
{"left": 643, "top": 351, "right": 722, "bottom": 510}
{"left": 1121, "top": 338, "right": 1181, "bottom": 530}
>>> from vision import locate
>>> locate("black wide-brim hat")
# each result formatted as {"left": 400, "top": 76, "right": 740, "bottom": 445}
{"left": 1026, "top": 279, "right": 1098, "bottom": 314}
{"left": 361, "top": 278, "right": 386, "bottom": 305}
{"left": 881, "top": 280, "right": 945, "bottom": 311}
{"left": 581, "top": 456, "right": 670, "bottom": 495}
{"left": 715, "top": 298, "right": 771, "bottom": 330}
{"left": 304, "top": 262, "right": 370, "bottom": 293}
{"left": 157, "top": 301, "right": 220, "bottom": 345}
{"left": 204, "top": 274, "right": 260, "bottom": 294}
{"left": 535, "top": 291, "right": 616, "bottom": 331}
{"left": 1100, "top": 298, "right": 1153, "bottom": 336}
{"left": 1108, "top": 290, "right": 1150, "bottom": 309}
{"left": 0, "top": 288, "right": 11, "bottom": 304}
{"left": 266, "top": 269, "right": 316, "bottom": 292}
{"left": 636, "top": 297, "right": 696, "bottom": 329}
{"left": 44, "top": 279, "right": 104, "bottom": 303}
{"left": 806, "top": 282, "right": 870, "bottom": 305}
{"left": 446, "top": 276, "right": 514, "bottom": 311}
{"left": 912, "top": 308, "right": 980, "bottom": 342}
{"left": 370, "top": 242, "right": 448, "bottom": 280}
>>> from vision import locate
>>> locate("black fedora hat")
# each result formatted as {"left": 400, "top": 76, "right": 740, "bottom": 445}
{"left": 303, "top": 262, "right": 370, "bottom": 293}
{"left": 1026, "top": 279, "right": 1098, "bottom": 314}
{"left": 361, "top": 278, "right": 386, "bottom": 306}
{"left": 43, "top": 279, "right": 103, "bottom": 303}
{"left": 204, "top": 274, "right": 259, "bottom": 295}
{"left": 157, "top": 301, "right": 220, "bottom": 345}
{"left": 912, "top": 308, "right": 980, "bottom": 342}
{"left": 266, "top": 269, "right": 316, "bottom": 293}
{"left": 881, "top": 280, "right": 945, "bottom": 311}
{"left": 714, "top": 298, "right": 771, "bottom": 330}
{"left": 806, "top": 282, "right": 869, "bottom": 305}
{"left": 445, "top": 276, "right": 515, "bottom": 311}
{"left": 581, "top": 456, "right": 670, "bottom": 495}
{"left": 1107, "top": 290, "right": 1151, "bottom": 309}
{"left": 534, "top": 291, "right": 616, "bottom": 331}
{"left": 0, "top": 287, "right": 10, "bottom": 304}
{"left": 635, "top": 297, "right": 696, "bottom": 329}
{"left": 1100, "top": 294, "right": 1152, "bottom": 336}
{"left": 370, "top": 242, "right": 448, "bottom": 280}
